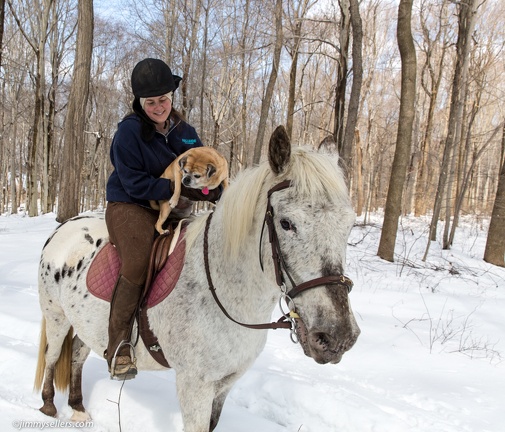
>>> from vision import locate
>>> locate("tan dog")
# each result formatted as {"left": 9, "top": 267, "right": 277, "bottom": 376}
{"left": 150, "top": 147, "right": 229, "bottom": 234}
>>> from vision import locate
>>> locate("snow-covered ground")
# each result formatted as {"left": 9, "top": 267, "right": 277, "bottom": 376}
{"left": 0, "top": 212, "right": 503, "bottom": 432}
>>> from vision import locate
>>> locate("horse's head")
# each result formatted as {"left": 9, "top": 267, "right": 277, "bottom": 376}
{"left": 265, "top": 126, "right": 360, "bottom": 364}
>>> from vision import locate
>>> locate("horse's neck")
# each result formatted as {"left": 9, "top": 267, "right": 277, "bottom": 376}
{"left": 197, "top": 212, "right": 278, "bottom": 322}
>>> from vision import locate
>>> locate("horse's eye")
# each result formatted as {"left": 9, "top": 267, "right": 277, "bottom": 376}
{"left": 280, "top": 219, "right": 295, "bottom": 232}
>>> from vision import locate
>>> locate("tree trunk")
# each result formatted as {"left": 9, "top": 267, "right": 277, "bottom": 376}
{"left": 252, "top": 0, "right": 283, "bottom": 164}
{"left": 355, "top": 129, "right": 364, "bottom": 216}
{"left": 423, "top": 0, "right": 478, "bottom": 259}
{"left": 334, "top": 0, "right": 350, "bottom": 153}
{"left": 199, "top": 2, "right": 210, "bottom": 135}
{"left": 239, "top": 0, "right": 251, "bottom": 168}
{"left": 340, "top": 0, "right": 363, "bottom": 175}
{"left": 26, "top": 47, "right": 45, "bottom": 216}
{"left": 483, "top": 123, "right": 505, "bottom": 267}
{"left": 414, "top": 0, "right": 449, "bottom": 217}
{"left": 7, "top": 0, "right": 54, "bottom": 216}
{"left": 286, "top": 18, "right": 301, "bottom": 140}
{"left": 0, "top": 0, "right": 5, "bottom": 67}
{"left": 180, "top": 0, "right": 202, "bottom": 120}
{"left": 57, "top": 0, "right": 93, "bottom": 222}
{"left": 377, "top": 0, "right": 416, "bottom": 262}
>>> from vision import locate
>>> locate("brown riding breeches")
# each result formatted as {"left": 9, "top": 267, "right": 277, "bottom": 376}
{"left": 105, "top": 202, "right": 159, "bottom": 286}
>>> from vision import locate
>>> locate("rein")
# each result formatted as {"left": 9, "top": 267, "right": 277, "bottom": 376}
{"left": 204, "top": 211, "right": 292, "bottom": 330}
{"left": 203, "top": 180, "right": 353, "bottom": 337}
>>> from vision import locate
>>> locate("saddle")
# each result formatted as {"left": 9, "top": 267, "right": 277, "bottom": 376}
{"left": 87, "top": 221, "right": 187, "bottom": 368}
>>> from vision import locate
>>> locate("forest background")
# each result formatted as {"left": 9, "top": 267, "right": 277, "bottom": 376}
{"left": 0, "top": 0, "right": 504, "bottom": 266}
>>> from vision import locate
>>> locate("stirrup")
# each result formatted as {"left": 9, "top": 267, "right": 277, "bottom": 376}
{"left": 109, "top": 341, "right": 137, "bottom": 380}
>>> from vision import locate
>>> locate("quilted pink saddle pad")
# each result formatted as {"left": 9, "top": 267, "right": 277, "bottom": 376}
{"left": 86, "top": 232, "right": 186, "bottom": 308}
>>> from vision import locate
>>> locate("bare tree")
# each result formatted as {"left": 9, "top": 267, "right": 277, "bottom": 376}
{"left": 483, "top": 123, "right": 505, "bottom": 267}
{"left": 332, "top": 0, "right": 363, "bottom": 176}
{"left": 334, "top": 0, "right": 350, "bottom": 154}
{"left": 414, "top": 0, "right": 450, "bottom": 217}
{"left": 377, "top": 0, "right": 416, "bottom": 262}
{"left": 0, "top": 0, "right": 5, "bottom": 213}
{"left": 8, "top": 0, "right": 54, "bottom": 216}
{"left": 423, "top": 0, "right": 479, "bottom": 258}
{"left": 57, "top": 0, "right": 94, "bottom": 222}
{"left": 252, "top": 0, "right": 283, "bottom": 164}
{"left": 340, "top": 0, "right": 363, "bottom": 174}
{"left": 2, "top": 0, "right": 505, "bottom": 239}
{"left": 179, "top": 0, "right": 202, "bottom": 120}
{"left": 285, "top": 0, "right": 316, "bottom": 139}
{"left": 0, "top": 0, "right": 5, "bottom": 67}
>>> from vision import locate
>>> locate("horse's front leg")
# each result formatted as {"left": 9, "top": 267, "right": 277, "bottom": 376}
{"left": 176, "top": 373, "right": 216, "bottom": 432}
{"left": 209, "top": 373, "right": 239, "bottom": 431}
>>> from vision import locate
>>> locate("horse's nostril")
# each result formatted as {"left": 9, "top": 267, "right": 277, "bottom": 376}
{"left": 313, "top": 332, "right": 331, "bottom": 351}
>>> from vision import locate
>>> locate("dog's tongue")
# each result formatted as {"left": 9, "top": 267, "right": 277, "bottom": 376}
{"left": 202, "top": 187, "right": 210, "bottom": 195}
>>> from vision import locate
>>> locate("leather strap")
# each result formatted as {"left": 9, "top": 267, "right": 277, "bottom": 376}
{"left": 286, "top": 275, "right": 353, "bottom": 298}
{"left": 205, "top": 179, "right": 354, "bottom": 336}
{"left": 263, "top": 181, "right": 354, "bottom": 299}
{"left": 136, "top": 226, "right": 177, "bottom": 368}
{"left": 138, "top": 307, "right": 170, "bottom": 368}
{"left": 204, "top": 212, "right": 292, "bottom": 330}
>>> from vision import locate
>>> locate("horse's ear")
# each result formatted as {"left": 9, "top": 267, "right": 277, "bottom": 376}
{"left": 318, "top": 135, "right": 338, "bottom": 154}
{"left": 268, "top": 125, "right": 291, "bottom": 175}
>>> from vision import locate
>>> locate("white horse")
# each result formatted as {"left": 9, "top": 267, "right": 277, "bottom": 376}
{"left": 34, "top": 126, "right": 360, "bottom": 432}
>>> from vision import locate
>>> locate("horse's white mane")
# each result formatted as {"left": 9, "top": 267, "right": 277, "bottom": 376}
{"left": 184, "top": 147, "right": 349, "bottom": 260}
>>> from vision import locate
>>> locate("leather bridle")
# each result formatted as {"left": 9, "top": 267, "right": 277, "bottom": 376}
{"left": 260, "top": 180, "right": 353, "bottom": 299}
{"left": 203, "top": 180, "right": 353, "bottom": 336}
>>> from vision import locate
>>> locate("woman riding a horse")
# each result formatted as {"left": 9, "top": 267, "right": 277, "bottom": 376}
{"left": 104, "top": 58, "right": 220, "bottom": 379}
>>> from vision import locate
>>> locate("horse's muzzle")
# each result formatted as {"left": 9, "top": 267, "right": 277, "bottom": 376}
{"left": 296, "top": 319, "right": 360, "bottom": 364}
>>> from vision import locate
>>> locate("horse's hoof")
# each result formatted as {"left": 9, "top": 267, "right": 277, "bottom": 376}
{"left": 71, "top": 409, "right": 91, "bottom": 422}
{"left": 39, "top": 403, "right": 57, "bottom": 417}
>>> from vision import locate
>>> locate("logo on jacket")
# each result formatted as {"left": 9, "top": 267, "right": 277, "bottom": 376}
{"left": 182, "top": 138, "right": 197, "bottom": 145}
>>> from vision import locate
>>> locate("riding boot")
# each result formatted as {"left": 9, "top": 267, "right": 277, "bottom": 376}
{"left": 106, "top": 274, "right": 144, "bottom": 380}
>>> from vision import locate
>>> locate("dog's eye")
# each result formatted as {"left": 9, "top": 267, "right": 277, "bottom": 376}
{"left": 280, "top": 219, "right": 296, "bottom": 232}
{"left": 194, "top": 174, "right": 201, "bottom": 179}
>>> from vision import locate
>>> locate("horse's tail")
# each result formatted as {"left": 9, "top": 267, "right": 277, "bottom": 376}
{"left": 34, "top": 318, "right": 74, "bottom": 392}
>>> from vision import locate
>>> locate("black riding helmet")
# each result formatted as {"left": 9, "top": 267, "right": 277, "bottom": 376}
{"left": 131, "top": 58, "right": 182, "bottom": 98}
{"left": 129, "top": 59, "right": 183, "bottom": 141}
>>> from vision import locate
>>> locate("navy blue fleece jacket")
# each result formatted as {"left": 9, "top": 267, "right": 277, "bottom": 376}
{"left": 106, "top": 114, "right": 202, "bottom": 207}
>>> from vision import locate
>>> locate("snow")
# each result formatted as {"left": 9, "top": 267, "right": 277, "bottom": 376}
{"left": 0, "top": 212, "right": 503, "bottom": 432}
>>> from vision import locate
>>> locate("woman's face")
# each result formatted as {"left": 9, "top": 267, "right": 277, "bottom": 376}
{"left": 143, "top": 95, "right": 172, "bottom": 125}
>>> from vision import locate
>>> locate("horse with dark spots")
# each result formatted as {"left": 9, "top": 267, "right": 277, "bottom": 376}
{"left": 34, "top": 126, "right": 360, "bottom": 432}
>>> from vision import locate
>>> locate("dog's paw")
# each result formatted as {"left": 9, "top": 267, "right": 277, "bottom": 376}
{"left": 155, "top": 225, "right": 166, "bottom": 235}
{"left": 169, "top": 198, "right": 179, "bottom": 208}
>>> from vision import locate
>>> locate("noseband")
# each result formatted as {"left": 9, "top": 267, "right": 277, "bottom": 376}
{"left": 203, "top": 180, "right": 353, "bottom": 337}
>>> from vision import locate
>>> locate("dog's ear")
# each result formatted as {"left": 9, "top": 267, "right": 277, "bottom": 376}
{"left": 179, "top": 156, "right": 188, "bottom": 169}
{"left": 207, "top": 164, "right": 217, "bottom": 178}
